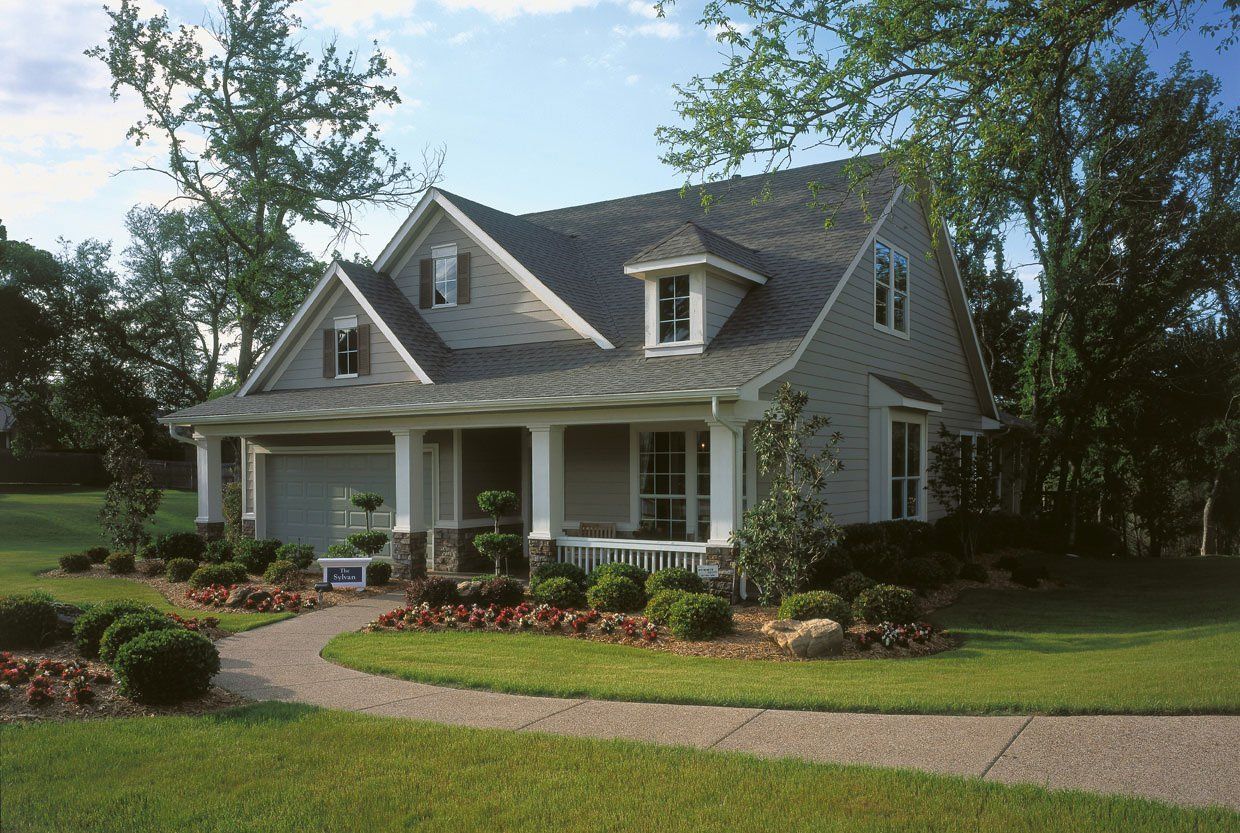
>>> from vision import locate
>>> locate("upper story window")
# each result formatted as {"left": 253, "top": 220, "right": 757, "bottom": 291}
{"left": 874, "top": 240, "right": 909, "bottom": 336}
{"left": 334, "top": 315, "right": 358, "bottom": 377}
{"left": 658, "top": 275, "right": 691, "bottom": 344}
{"left": 432, "top": 244, "right": 457, "bottom": 307}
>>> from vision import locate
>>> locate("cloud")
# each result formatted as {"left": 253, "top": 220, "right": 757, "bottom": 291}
{"left": 613, "top": 20, "right": 682, "bottom": 39}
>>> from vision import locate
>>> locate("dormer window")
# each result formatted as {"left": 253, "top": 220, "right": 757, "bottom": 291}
{"left": 432, "top": 244, "right": 458, "bottom": 307}
{"left": 657, "top": 275, "right": 691, "bottom": 344}
{"left": 334, "top": 316, "right": 358, "bottom": 377}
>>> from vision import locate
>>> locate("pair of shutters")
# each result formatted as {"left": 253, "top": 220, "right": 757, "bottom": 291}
{"left": 322, "top": 324, "right": 371, "bottom": 379}
{"left": 419, "top": 251, "right": 471, "bottom": 309}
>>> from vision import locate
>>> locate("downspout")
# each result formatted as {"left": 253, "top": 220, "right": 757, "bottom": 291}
{"left": 711, "top": 396, "right": 748, "bottom": 601}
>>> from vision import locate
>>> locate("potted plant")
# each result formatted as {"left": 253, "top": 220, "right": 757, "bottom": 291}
{"left": 472, "top": 490, "right": 520, "bottom": 576}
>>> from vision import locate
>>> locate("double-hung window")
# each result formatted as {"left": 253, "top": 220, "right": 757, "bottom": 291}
{"left": 890, "top": 418, "right": 922, "bottom": 519}
{"left": 334, "top": 316, "right": 358, "bottom": 377}
{"left": 874, "top": 241, "right": 909, "bottom": 335}
{"left": 657, "top": 275, "right": 691, "bottom": 344}
{"left": 432, "top": 244, "right": 458, "bottom": 307}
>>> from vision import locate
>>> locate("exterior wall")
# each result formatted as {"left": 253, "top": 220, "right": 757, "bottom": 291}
{"left": 393, "top": 212, "right": 580, "bottom": 349}
{"left": 460, "top": 427, "right": 523, "bottom": 521}
{"left": 564, "top": 424, "right": 630, "bottom": 529}
{"left": 704, "top": 273, "right": 748, "bottom": 342}
{"left": 270, "top": 289, "right": 417, "bottom": 391}
{"left": 762, "top": 195, "right": 986, "bottom": 523}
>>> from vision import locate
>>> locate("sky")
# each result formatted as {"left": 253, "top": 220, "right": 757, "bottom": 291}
{"left": 1, "top": 0, "right": 1235, "bottom": 289}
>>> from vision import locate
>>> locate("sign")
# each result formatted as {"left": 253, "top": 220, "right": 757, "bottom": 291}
{"left": 696, "top": 564, "right": 720, "bottom": 580}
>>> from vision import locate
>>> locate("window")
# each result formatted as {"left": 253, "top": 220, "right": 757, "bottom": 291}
{"left": 874, "top": 241, "right": 909, "bottom": 335}
{"left": 432, "top": 244, "right": 457, "bottom": 307}
{"left": 334, "top": 315, "right": 358, "bottom": 377}
{"left": 890, "top": 419, "right": 922, "bottom": 519}
{"left": 657, "top": 275, "right": 691, "bottom": 344}
{"left": 695, "top": 431, "right": 711, "bottom": 541}
{"left": 639, "top": 431, "right": 688, "bottom": 540}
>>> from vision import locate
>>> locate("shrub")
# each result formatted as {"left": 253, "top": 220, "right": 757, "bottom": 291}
{"left": 84, "top": 546, "right": 111, "bottom": 564}
{"left": 778, "top": 590, "right": 851, "bottom": 626}
{"left": 646, "top": 567, "right": 705, "bottom": 597}
{"left": 367, "top": 561, "right": 393, "bottom": 586}
{"left": 958, "top": 561, "right": 989, "bottom": 582}
{"left": 1009, "top": 563, "right": 1050, "bottom": 588}
{"left": 897, "top": 556, "right": 948, "bottom": 591}
{"left": 667, "top": 592, "right": 732, "bottom": 640}
{"left": 263, "top": 559, "right": 302, "bottom": 586}
{"left": 407, "top": 576, "right": 459, "bottom": 607}
{"left": 276, "top": 543, "right": 316, "bottom": 570}
{"left": 644, "top": 589, "right": 690, "bottom": 625}
{"left": 98, "top": 611, "right": 177, "bottom": 664}
{"left": 59, "top": 552, "right": 93, "bottom": 573}
{"left": 587, "top": 562, "right": 649, "bottom": 588}
{"left": 852, "top": 584, "right": 919, "bottom": 625}
{"left": 586, "top": 574, "right": 644, "bottom": 612}
{"left": 529, "top": 561, "right": 586, "bottom": 591}
{"left": 105, "top": 552, "right": 135, "bottom": 574}
{"left": 72, "top": 600, "right": 157, "bottom": 657}
{"left": 846, "top": 541, "right": 904, "bottom": 584}
{"left": 234, "top": 538, "right": 282, "bottom": 574}
{"left": 189, "top": 562, "right": 247, "bottom": 589}
{"left": 112, "top": 628, "right": 220, "bottom": 704}
{"left": 155, "top": 532, "right": 205, "bottom": 562}
{"left": 0, "top": 591, "right": 59, "bottom": 649}
{"left": 165, "top": 558, "right": 198, "bottom": 582}
{"left": 478, "top": 576, "right": 524, "bottom": 607}
{"left": 531, "top": 576, "right": 584, "bottom": 608}
{"left": 203, "top": 539, "right": 233, "bottom": 564}
{"left": 830, "top": 570, "right": 876, "bottom": 602}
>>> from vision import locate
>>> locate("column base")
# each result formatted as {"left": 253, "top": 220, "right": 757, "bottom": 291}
{"left": 196, "top": 521, "right": 226, "bottom": 542}
{"left": 704, "top": 544, "right": 739, "bottom": 603}
{"left": 527, "top": 537, "right": 557, "bottom": 574}
{"left": 391, "top": 530, "right": 427, "bottom": 580}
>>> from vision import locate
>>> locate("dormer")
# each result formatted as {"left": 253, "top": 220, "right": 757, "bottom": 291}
{"left": 624, "top": 221, "right": 767, "bottom": 357}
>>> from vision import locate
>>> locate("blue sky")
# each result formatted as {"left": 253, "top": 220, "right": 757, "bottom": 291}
{"left": 1, "top": 0, "right": 1234, "bottom": 283}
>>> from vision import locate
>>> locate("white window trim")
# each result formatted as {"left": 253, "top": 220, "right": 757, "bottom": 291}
{"left": 868, "top": 407, "right": 929, "bottom": 522}
{"left": 430, "top": 243, "right": 458, "bottom": 309}
{"left": 643, "top": 268, "right": 705, "bottom": 356}
{"left": 333, "top": 315, "right": 359, "bottom": 379}
{"left": 872, "top": 238, "right": 911, "bottom": 340}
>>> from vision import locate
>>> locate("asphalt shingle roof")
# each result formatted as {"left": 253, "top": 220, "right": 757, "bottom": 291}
{"left": 626, "top": 220, "right": 768, "bottom": 277}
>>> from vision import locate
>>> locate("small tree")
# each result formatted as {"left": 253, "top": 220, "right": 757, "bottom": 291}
{"left": 927, "top": 424, "right": 999, "bottom": 560}
{"left": 473, "top": 490, "right": 520, "bottom": 576}
{"left": 98, "top": 420, "right": 163, "bottom": 555}
{"left": 345, "top": 492, "right": 388, "bottom": 558}
{"left": 733, "top": 383, "right": 843, "bottom": 604}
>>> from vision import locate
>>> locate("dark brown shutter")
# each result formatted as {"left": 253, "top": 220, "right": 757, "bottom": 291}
{"left": 457, "top": 251, "right": 471, "bottom": 304}
{"left": 357, "top": 323, "right": 371, "bottom": 376}
{"left": 322, "top": 329, "right": 334, "bottom": 378}
{"left": 419, "top": 258, "right": 433, "bottom": 309}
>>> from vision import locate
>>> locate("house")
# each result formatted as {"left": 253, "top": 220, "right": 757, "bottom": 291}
{"left": 161, "top": 156, "right": 999, "bottom": 592}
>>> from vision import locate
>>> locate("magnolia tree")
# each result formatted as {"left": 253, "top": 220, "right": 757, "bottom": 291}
{"left": 733, "top": 383, "right": 843, "bottom": 604}
{"left": 345, "top": 492, "right": 389, "bottom": 558}
{"left": 98, "top": 420, "right": 163, "bottom": 555}
{"left": 473, "top": 490, "right": 520, "bottom": 575}
{"left": 927, "top": 424, "right": 999, "bottom": 560}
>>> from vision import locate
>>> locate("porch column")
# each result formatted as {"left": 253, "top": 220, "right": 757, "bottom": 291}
{"left": 392, "top": 429, "right": 426, "bottom": 579}
{"left": 527, "top": 424, "right": 564, "bottom": 571}
{"left": 706, "top": 421, "right": 743, "bottom": 601}
{"left": 193, "top": 433, "right": 225, "bottom": 540}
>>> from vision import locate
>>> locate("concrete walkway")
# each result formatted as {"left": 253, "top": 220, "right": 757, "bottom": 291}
{"left": 215, "top": 593, "right": 1239, "bottom": 812}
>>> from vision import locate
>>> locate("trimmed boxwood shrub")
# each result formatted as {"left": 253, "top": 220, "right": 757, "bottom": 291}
{"left": 154, "top": 532, "right": 205, "bottom": 562}
{"left": 367, "top": 561, "right": 393, "bottom": 587}
{"left": 478, "top": 576, "right": 524, "bottom": 607}
{"left": 587, "top": 562, "right": 649, "bottom": 588}
{"left": 0, "top": 591, "right": 59, "bottom": 649}
{"left": 830, "top": 570, "right": 876, "bottom": 602}
{"left": 852, "top": 584, "right": 919, "bottom": 625}
{"left": 406, "top": 576, "right": 459, "bottom": 607}
{"left": 105, "top": 552, "right": 135, "bottom": 574}
{"left": 234, "top": 538, "right": 282, "bottom": 574}
{"left": 897, "top": 556, "right": 948, "bottom": 591}
{"left": 165, "top": 558, "right": 198, "bottom": 582}
{"left": 276, "top": 543, "right": 316, "bottom": 570}
{"left": 529, "top": 561, "right": 587, "bottom": 592}
{"left": 203, "top": 539, "right": 233, "bottom": 564}
{"left": 59, "top": 552, "right": 92, "bottom": 573}
{"left": 84, "top": 546, "right": 111, "bottom": 564}
{"left": 778, "top": 590, "right": 851, "bottom": 627}
{"left": 667, "top": 592, "right": 732, "bottom": 640}
{"left": 98, "top": 611, "right": 177, "bottom": 664}
{"left": 72, "top": 600, "right": 157, "bottom": 658}
{"left": 586, "top": 574, "right": 644, "bottom": 612}
{"left": 645, "top": 567, "right": 704, "bottom": 597}
{"left": 531, "top": 576, "right": 585, "bottom": 608}
{"left": 188, "top": 562, "right": 247, "bottom": 589}
{"left": 112, "top": 628, "right": 220, "bottom": 704}
{"left": 644, "top": 589, "right": 689, "bottom": 625}
{"left": 958, "top": 561, "right": 989, "bottom": 582}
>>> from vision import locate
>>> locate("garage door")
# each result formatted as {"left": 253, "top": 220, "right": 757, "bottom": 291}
{"left": 265, "top": 453, "right": 397, "bottom": 555}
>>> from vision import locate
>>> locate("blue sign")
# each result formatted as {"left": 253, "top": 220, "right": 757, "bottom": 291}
{"left": 327, "top": 566, "right": 365, "bottom": 584}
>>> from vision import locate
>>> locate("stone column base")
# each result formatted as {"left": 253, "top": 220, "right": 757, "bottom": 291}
{"left": 528, "top": 537, "right": 556, "bottom": 574}
{"left": 392, "top": 530, "right": 427, "bottom": 580}
{"left": 240, "top": 519, "right": 256, "bottom": 540}
{"left": 704, "top": 544, "right": 739, "bottom": 602}
{"left": 196, "top": 521, "right": 226, "bottom": 542}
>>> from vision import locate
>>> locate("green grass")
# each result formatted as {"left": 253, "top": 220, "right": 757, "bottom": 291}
{"left": 1, "top": 702, "right": 1231, "bottom": 832}
{"left": 325, "top": 555, "right": 1240, "bottom": 714}
{"left": 0, "top": 488, "right": 289, "bottom": 632}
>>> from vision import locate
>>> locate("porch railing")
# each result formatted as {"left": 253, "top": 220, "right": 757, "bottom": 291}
{"left": 556, "top": 536, "right": 708, "bottom": 575}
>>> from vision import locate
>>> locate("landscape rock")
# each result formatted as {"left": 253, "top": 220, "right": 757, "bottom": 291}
{"left": 761, "top": 618, "right": 844, "bottom": 659}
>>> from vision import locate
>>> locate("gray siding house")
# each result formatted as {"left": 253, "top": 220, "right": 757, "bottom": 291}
{"left": 163, "top": 157, "right": 999, "bottom": 589}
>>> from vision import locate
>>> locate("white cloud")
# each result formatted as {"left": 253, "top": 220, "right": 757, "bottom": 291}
{"left": 613, "top": 20, "right": 682, "bottom": 39}
{"left": 447, "top": 29, "right": 477, "bottom": 45}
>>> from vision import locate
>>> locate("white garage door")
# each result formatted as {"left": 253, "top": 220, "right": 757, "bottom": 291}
{"left": 265, "top": 453, "right": 397, "bottom": 554}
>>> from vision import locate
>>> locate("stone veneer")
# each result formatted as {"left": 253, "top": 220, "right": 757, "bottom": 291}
{"left": 196, "top": 521, "right": 226, "bottom": 541}
{"left": 391, "top": 530, "right": 427, "bottom": 580}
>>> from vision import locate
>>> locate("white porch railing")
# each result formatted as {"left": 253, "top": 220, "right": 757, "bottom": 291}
{"left": 556, "top": 536, "right": 708, "bottom": 574}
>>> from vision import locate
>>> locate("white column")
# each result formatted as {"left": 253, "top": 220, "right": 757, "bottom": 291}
{"left": 708, "top": 421, "right": 742, "bottom": 545}
{"left": 252, "top": 451, "right": 267, "bottom": 538}
{"left": 193, "top": 434, "right": 224, "bottom": 524}
{"left": 528, "top": 424, "right": 564, "bottom": 540}
{"left": 392, "top": 429, "right": 426, "bottom": 533}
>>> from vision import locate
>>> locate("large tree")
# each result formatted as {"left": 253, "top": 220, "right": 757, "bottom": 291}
{"left": 90, "top": 0, "right": 441, "bottom": 380}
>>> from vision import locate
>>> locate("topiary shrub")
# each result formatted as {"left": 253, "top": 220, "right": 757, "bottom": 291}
{"left": 778, "top": 590, "right": 851, "bottom": 627}
{"left": 84, "top": 546, "right": 111, "bottom": 564}
{"left": 165, "top": 558, "right": 198, "bottom": 583}
{"left": 0, "top": 591, "right": 59, "bottom": 649}
{"left": 406, "top": 576, "right": 459, "bottom": 607}
{"left": 203, "top": 539, "right": 233, "bottom": 564}
{"left": 587, "top": 561, "right": 649, "bottom": 588}
{"left": 852, "top": 584, "right": 919, "bottom": 624}
{"left": 529, "top": 561, "right": 586, "bottom": 592}
{"left": 188, "top": 562, "right": 247, "bottom": 589}
{"left": 958, "top": 561, "right": 988, "bottom": 582}
{"left": 586, "top": 574, "right": 644, "bottom": 612}
{"left": 234, "top": 538, "right": 282, "bottom": 574}
{"left": 897, "top": 556, "right": 948, "bottom": 591}
{"left": 112, "top": 628, "right": 220, "bottom": 704}
{"left": 59, "top": 552, "right": 93, "bottom": 573}
{"left": 830, "top": 570, "right": 876, "bottom": 602}
{"left": 72, "top": 600, "right": 157, "bottom": 658}
{"left": 645, "top": 567, "right": 705, "bottom": 597}
{"left": 98, "top": 611, "right": 177, "bottom": 664}
{"left": 263, "top": 559, "right": 302, "bottom": 586}
{"left": 276, "top": 543, "right": 316, "bottom": 570}
{"left": 367, "top": 561, "right": 393, "bottom": 586}
{"left": 154, "top": 532, "right": 205, "bottom": 562}
{"left": 531, "top": 576, "right": 584, "bottom": 608}
{"left": 645, "top": 589, "right": 690, "bottom": 625}
{"left": 105, "top": 552, "right": 135, "bottom": 574}
{"left": 478, "top": 576, "right": 524, "bottom": 607}
{"left": 667, "top": 592, "right": 732, "bottom": 640}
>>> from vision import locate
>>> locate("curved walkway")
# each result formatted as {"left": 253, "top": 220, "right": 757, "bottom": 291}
{"left": 214, "top": 592, "right": 1239, "bottom": 812}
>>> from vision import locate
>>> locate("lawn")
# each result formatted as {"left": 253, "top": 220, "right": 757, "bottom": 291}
{"left": 324, "top": 555, "right": 1240, "bottom": 714}
{"left": 1, "top": 702, "right": 1231, "bottom": 832}
{"left": 0, "top": 488, "right": 289, "bottom": 632}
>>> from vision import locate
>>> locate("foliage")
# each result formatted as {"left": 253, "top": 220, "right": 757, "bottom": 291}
{"left": 234, "top": 538, "right": 282, "bottom": 574}
{"left": 958, "top": 561, "right": 988, "bottom": 583}
{"left": 98, "top": 611, "right": 177, "bottom": 664}
{"left": 477, "top": 576, "right": 526, "bottom": 608}
{"left": 529, "top": 562, "right": 587, "bottom": 592}
{"left": 778, "top": 591, "right": 851, "bottom": 627}
{"left": 112, "top": 628, "right": 220, "bottom": 703}
{"left": 346, "top": 530, "right": 390, "bottom": 558}
{"left": 644, "top": 589, "right": 690, "bottom": 626}
{"left": 0, "top": 592, "right": 60, "bottom": 649}
{"left": 203, "top": 539, "right": 233, "bottom": 564}
{"left": 830, "top": 571, "right": 876, "bottom": 602}
{"left": 733, "top": 384, "right": 843, "bottom": 603}
{"left": 586, "top": 574, "right": 645, "bottom": 612}
{"left": 646, "top": 567, "right": 705, "bottom": 597}
{"left": 927, "top": 425, "right": 999, "bottom": 560}
{"left": 165, "top": 558, "right": 198, "bottom": 583}
{"left": 105, "top": 552, "right": 136, "bottom": 574}
{"left": 262, "top": 559, "right": 301, "bottom": 586}
{"left": 153, "top": 532, "right": 205, "bottom": 562}
{"left": 98, "top": 420, "right": 163, "bottom": 556}
{"left": 667, "top": 593, "right": 733, "bottom": 641}
{"left": 406, "top": 577, "right": 459, "bottom": 608}
{"left": 59, "top": 552, "right": 93, "bottom": 573}
{"left": 72, "top": 601, "right": 157, "bottom": 658}
{"left": 188, "top": 562, "right": 247, "bottom": 589}
{"left": 852, "top": 585, "right": 919, "bottom": 625}
{"left": 531, "top": 576, "right": 585, "bottom": 609}
{"left": 587, "top": 562, "right": 650, "bottom": 589}
{"left": 367, "top": 561, "right": 392, "bottom": 587}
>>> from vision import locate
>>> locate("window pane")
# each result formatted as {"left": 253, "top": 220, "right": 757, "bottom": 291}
{"left": 908, "top": 424, "right": 922, "bottom": 476}
{"left": 892, "top": 421, "right": 906, "bottom": 476}
{"left": 894, "top": 251, "right": 908, "bottom": 292}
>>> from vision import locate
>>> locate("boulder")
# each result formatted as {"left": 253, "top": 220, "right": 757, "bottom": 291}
{"left": 225, "top": 585, "right": 256, "bottom": 607}
{"left": 761, "top": 618, "right": 844, "bottom": 658}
